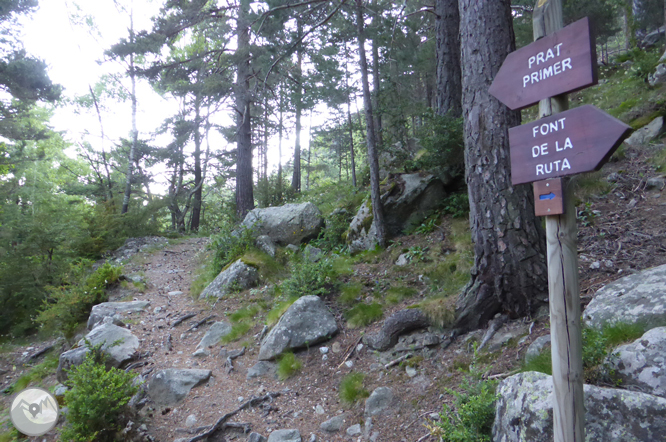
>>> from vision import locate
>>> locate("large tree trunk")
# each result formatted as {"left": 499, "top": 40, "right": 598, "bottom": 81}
{"left": 235, "top": 0, "right": 254, "bottom": 219}
{"left": 292, "top": 22, "right": 303, "bottom": 193}
{"left": 456, "top": 0, "right": 548, "bottom": 331}
{"left": 356, "top": 0, "right": 386, "bottom": 248}
{"left": 435, "top": 0, "right": 462, "bottom": 117}
{"left": 122, "top": 12, "right": 137, "bottom": 214}
{"left": 190, "top": 94, "right": 202, "bottom": 231}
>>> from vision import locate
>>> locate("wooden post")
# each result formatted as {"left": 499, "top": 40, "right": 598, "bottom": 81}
{"left": 533, "top": 1, "right": 586, "bottom": 442}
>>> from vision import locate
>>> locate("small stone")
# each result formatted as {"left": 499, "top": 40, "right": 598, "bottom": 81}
{"left": 395, "top": 254, "right": 409, "bottom": 266}
{"left": 628, "top": 198, "right": 638, "bottom": 209}
{"left": 320, "top": 414, "right": 345, "bottom": 433}
{"left": 248, "top": 433, "right": 268, "bottom": 442}
{"left": 177, "top": 351, "right": 184, "bottom": 355}
{"left": 315, "top": 404, "right": 325, "bottom": 414}
{"left": 308, "top": 435, "right": 317, "bottom": 442}
{"left": 319, "top": 347, "right": 329, "bottom": 354}
{"left": 185, "top": 414, "right": 197, "bottom": 427}
{"left": 346, "top": 424, "right": 362, "bottom": 437}
{"left": 322, "top": 354, "right": 328, "bottom": 361}
{"left": 345, "top": 360, "right": 354, "bottom": 368}
{"left": 168, "top": 291, "right": 184, "bottom": 296}
{"left": 606, "top": 172, "right": 620, "bottom": 183}
{"left": 192, "top": 349, "right": 208, "bottom": 357}
{"left": 356, "top": 343, "right": 364, "bottom": 353}
{"left": 405, "top": 366, "right": 417, "bottom": 378}
{"left": 331, "top": 342, "right": 342, "bottom": 353}
{"left": 647, "top": 176, "right": 666, "bottom": 191}
{"left": 154, "top": 307, "right": 163, "bottom": 313}
{"left": 238, "top": 396, "right": 244, "bottom": 402}
{"left": 286, "top": 244, "right": 300, "bottom": 253}
{"left": 590, "top": 261, "right": 601, "bottom": 270}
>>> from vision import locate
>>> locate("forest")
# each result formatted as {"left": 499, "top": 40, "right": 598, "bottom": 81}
{"left": 0, "top": 0, "right": 662, "bottom": 336}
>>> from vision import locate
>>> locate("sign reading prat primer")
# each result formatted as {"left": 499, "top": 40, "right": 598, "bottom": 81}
{"left": 489, "top": 17, "right": 597, "bottom": 110}
{"left": 509, "top": 105, "right": 631, "bottom": 185}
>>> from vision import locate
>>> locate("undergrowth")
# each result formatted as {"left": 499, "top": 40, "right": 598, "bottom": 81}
{"left": 339, "top": 372, "right": 369, "bottom": 406}
{"left": 345, "top": 302, "right": 383, "bottom": 328}
{"left": 276, "top": 352, "right": 302, "bottom": 380}
{"left": 8, "top": 351, "right": 59, "bottom": 393}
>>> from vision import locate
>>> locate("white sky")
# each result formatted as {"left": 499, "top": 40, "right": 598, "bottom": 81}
{"left": 19, "top": 0, "right": 316, "bottom": 194}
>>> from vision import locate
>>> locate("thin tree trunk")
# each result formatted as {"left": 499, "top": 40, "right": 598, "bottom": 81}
{"left": 190, "top": 94, "right": 202, "bottom": 231}
{"left": 278, "top": 90, "right": 283, "bottom": 202}
{"left": 356, "top": 0, "right": 386, "bottom": 248}
{"left": 306, "top": 111, "right": 313, "bottom": 190}
{"left": 292, "top": 22, "right": 303, "bottom": 193}
{"left": 344, "top": 42, "right": 358, "bottom": 187}
{"left": 372, "top": 37, "right": 383, "bottom": 150}
{"left": 435, "top": 0, "right": 462, "bottom": 117}
{"left": 455, "top": 0, "right": 548, "bottom": 331}
{"left": 122, "top": 11, "right": 137, "bottom": 215}
{"left": 235, "top": 0, "right": 254, "bottom": 219}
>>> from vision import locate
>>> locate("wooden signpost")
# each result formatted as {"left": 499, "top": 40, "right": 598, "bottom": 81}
{"left": 489, "top": 1, "right": 633, "bottom": 442}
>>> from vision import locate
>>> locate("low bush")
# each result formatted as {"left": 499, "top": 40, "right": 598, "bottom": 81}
{"left": 345, "top": 302, "right": 383, "bottom": 328}
{"left": 276, "top": 352, "right": 302, "bottom": 380}
{"left": 281, "top": 257, "right": 334, "bottom": 299}
{"left": 37, "top": 262, "right": 123, "bottom": 337}
{"left": 62, "top": 352, "right": 138, "bottom": 442}
{"left": 339, "top": 372, "right": 369, "bottom": 406}
{"left": 210, "top": 222, "right": 257, "bottom": 274}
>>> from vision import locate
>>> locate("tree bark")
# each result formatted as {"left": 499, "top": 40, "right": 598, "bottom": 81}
{"left": 435, "top": 0, "right": 462, "bottom": 117}
{"left": 371, "top": 36, "right": 383, "bottom": 150}
{"left": 455, "top": 0, "right": 548, "bottom": 331}
{"left": 122, "top": 11, "right": 137, "bottom": 215}
{"left": 292, "top": 21, "right": 303, "bottom": 193}
{"left": 190, "top": 94, "right": 202, "bottom": 231}
{"left": 235, "top": 0, "right": 254, "bottom": 220}
{"left": 278, "top": 88, "right": 284, "bottom": 202}
{"left": 356, "top": 0, "right": 386, "bottom": 248}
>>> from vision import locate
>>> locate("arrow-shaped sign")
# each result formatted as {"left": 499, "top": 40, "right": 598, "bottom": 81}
{"left": 509, "top": 105, "right": 632, "bottom": 185}
{"left": 489, "top": 18, "right": 597, "bottom": 110}
{"left": 539, "top": 192, "right": 556, "bottom": 201}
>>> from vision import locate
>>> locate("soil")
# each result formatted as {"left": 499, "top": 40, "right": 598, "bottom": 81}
{"left": 2, "top": 141, "right": 666, "bottom": 442}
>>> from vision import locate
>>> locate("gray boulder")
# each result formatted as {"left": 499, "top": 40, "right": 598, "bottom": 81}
{"left": 148, "top": 369, "right": 212, "bottom": 406}
{"left": 649, "top": 64, "right": 666, "bottom": 86}
{"left": 239, "top": 202, "right": 324, "bottom": 246}
{"left": 642, "top": 26, "right": 665, "bottom": 48}
{"left": 56, "top": 347, "right": 90, "bottom": 383}
{"left": 258, "top": 296, "right": 338, "bottom": 360}
{"left": 267, "top": 429, "right": 301, "bottom": 442}
{"left": 303, "top": 245, "right": 323, "bottom": 262}
{"left": 624, "top": 116, "right": 663, "bottom": 147}
{"left": 347, "top": 174, "right": 446, "bottom": 252}
{"left": 247, "top": 361, "right": 277, "bottom": 379}
{"left": 493, "top": 371, "right": 666, "bottom": 442}
{"left": 195, "top": 322, "right": 232, "bottom": 353}
{"left": 87, "top": 301, "right": 150, "bottom": 330}
{"left": 256, "top": 235, "right": 277, "bottom": 257}
{"left": 365, "top": 387, "right": 395, "bottom": 417}
{"left": 525, "top": 335, "right": 551, "bottom": 362}
{"left": 248, "top": 433, "right": 267, "bottom": 442}
{"left": 609, "top": 327, "right": 666, "bottom": 398}
{"left": 81, "top": 323, "right": 139, "bottom": 367}
{"left": 583, "top": 264, "right": 666, "bottom": 328}
{"left": 199, "top": 259, "right": 258, "bottom": 299}
{"left": 320, "top": 415, "right": 345, "bottom": 433}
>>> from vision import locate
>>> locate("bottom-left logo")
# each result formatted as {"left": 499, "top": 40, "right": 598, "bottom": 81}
{"left": 10, "top": 387, "right": 60, "bottom": 436}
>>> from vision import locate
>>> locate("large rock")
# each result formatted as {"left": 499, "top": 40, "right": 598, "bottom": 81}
{"left": 81, "top": 323, "right": 139, "bottom": 367}
{"left": 583, "top": 264, "right": 666, "bottom": 328}
{"left": 267, "top": 429, "right": 301, "bottom": 442}
{"left": 256, "top": 235, "right": 277, "bottom": 257}
{"left": 493, "top": 371, "right": 666, "bottom": 442}
{"left": 148, "top": 369, "right": 212, "bottom": 406}
{"left": 365, "top": 387, "right": 395, "bottom": 417}
{"left": 239, "top": 202, "right": 324, "bottom": 246}
{"left": 195, "top": 322, "right": 232, "bottom": 352}
{"left": 609, "top": 327, "right": 666, "bottom": 398}
{"left": 258, "top": 296, "right": 338, "bottom": 360}
{"left": 649, "top": 63, "right": 666, "bottom": 86}
{"left": 56, "top": 347, "right": 90, "bottom": 383}
{"left": 199, "top": 259, "right": 258, "bottom": 299}
{"left": 624, "top": 117, "right": 663, "bottom": 147}
{"left": 642, "top": 26, "right": 665, "bottom": 48}
{"left": 347, "top": 174, "right": 446, "bottom": 253}
{"left": 87, "top": 301, "right": 150, "bottom": 330}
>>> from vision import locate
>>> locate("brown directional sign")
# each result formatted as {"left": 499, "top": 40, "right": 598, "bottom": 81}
{"left": 533, "top": 179, "right": 565, "bottom": 217}
{"left": 509, "top": 105, "right": 632, "bottom": 185}
{"left": 489, "top": 17, "right": 597, "bottom": 110}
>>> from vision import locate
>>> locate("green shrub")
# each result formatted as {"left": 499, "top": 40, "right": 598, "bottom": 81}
{"left": 345, "top": 302, "right": 383, "bottom": 328}
{"left": 413, "top": 111, "right": 465, "bottom": 175}
{"left": 441, "top": 193, "right": 470, "bottom": 218}
{"left": 385, "top": 286, "right": 418, "bottom": 305}
{"left": 221, "top": 322, "right": 253, "bottom": 344}
{"left": 312, "top": 210, "right": 352, "bottom": 252}
{"left": 339, "top": 282, "right": 363, "bottom": 305}
{"left": 281, "top": 258, "right": 334, "bottom": 298}
{"left": 62, "top": 352, "right": 138, "bottom": 442}
{"left": 210, "top": 222, "right": 257, "bottom": 274}
{"left": 339, "top": 372, "right": 369, "bottom": 406}
{"left": 37, "top": 262, "right": 123, "bottom": 337}
{"left": 276, "top": 352, "right": 302, "bottom": 380}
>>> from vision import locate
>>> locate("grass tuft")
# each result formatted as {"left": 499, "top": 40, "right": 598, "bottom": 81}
{"left": 345, "top": 303, "right": 383, "bottom": 328}
{"left": 385, "top": 286, "right": 418, "bottom": 305}
{"left": 339, "top": 282, "right": 363, "bottom": 305}
{"left": 276, "top": 352, "right": 302, "bottom": 380}
{"left": 339, "top": 372, "right": 369, "bottom": 406}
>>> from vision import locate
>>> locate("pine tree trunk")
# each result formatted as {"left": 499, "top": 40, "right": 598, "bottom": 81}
{"left": 292, "top": 22, "right": 303, "bottom": 193}
{"left": 235, "top": 0, "right": 254, "bottom": 219}
{"left": 435, "top": 0, "right": 462, "bottom": 117}
{"left": 278, "top": 90, "right": 283, "bottom": 202}
{"left": 372, "top": 37, "right": 383, "bottom": 150}
{"left": 456, "top": 0, "right": 548, "bottom": 330}
{"left": 356, "top": 0, "right": 386, "bottom": 248}
{"left": 122, "top": 12, "right": 137, "bottom": 215}
{"left": 190, "top": 95, "right": 202, "bottom": 231}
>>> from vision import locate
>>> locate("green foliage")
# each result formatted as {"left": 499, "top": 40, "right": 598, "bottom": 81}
{"left": 8, "top": 351, "right": 59, "bottom": 393}
{"left": 413, "top": 112, "right": 465, "bottom": 175}
{"left": 344, "top": 302, "right": 383, "bottom": 328}
{"left": 419, "top": 297, "right": 456, "bottom": 329}
{"left": 311, "top": 209, "right": 352, "bottom": 252}
{"left": 413, "top": 216, "right": 440, "bottom": 235}
{"left": 222, "top": 304, "right": 260, "bottom": 343}
{"left": 210, "top": 222, "right": 257, "bottom": 274}
{"left": 36, "top": 262, "right": 123, "bottom": 337}
{"left": 402, "top": 246, "right": 428, "bottom": 263}
{"left": 281, "top": 257, "right": 334, "bottom": 299}
{"left": 385, "top": 286, "right": 417, "bottom": 305}
{"left": 276, "top": 352, "right": 302, "bottom": 381}
{"left": 620, "top": 48, "right": 662, "bottom": 81}
{"left": 221, "top": 322, "right": 253, "bottom": 344}
{"left": 339, "top": 282, "right": 363, "bottom": 305}
{"left": 339, "top": 372, "right": 369, "bottom": 406}
{"left": 441, "top": 193, "right": 470, "bottom": 218}
{"left": 62, "top": 352, "right": 138, "bottom": 442}
{"left": 240, "top": 250, "right": 284, "bottom": 282}
{"left": 266, "top": 296, "right": 299, "bottom": 326}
